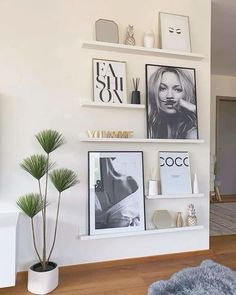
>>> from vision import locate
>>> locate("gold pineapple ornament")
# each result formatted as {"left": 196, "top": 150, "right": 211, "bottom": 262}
{"left": 186, "top": 204, "right": 198, "bottom": 226}
{"left": 125, "top": 25, "right": 136, "bottom": 46}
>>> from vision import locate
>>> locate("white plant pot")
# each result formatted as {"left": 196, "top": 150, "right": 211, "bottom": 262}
{"left": 28, "top": 262, "right": 59, "bottom": 295}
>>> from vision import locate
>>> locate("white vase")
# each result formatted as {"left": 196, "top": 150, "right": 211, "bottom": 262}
{"left": 148, "top": 180, "right": 158, "bottom": 196}
{"left": 193, "top": 173, "right": 199, "bottom": 194}
{"left": 143, "top": 30, "right": 155, "bottom": 48}
{"left": 28, "top": 262, "right": 59, "bottom": 295}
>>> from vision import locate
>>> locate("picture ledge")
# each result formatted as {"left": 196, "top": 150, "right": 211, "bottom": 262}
{"left": 79, "top": 225, "right": 204, "bottom": 240}
{"left": 80, "top": 102, "right": 145, "bottom": 109}
{"left": 79, "top": 137, "right": 205, "bottom": 144}
{"left": 146, "top": 193, "right": 204, "bottom": 199}
{"left": 81, "top": 40, "right": 204, "bottom": 60}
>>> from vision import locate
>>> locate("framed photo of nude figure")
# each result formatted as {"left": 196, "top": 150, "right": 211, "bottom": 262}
{"left": 88, "top": 151, "right": 145, "bottom": 235}
{"left": 145, "top": 64, "right": 199, "bottom": 140}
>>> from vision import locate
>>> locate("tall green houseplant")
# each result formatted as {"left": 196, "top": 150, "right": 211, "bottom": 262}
{"left": 17, "top": 130, "right": 79, "bottom": 271}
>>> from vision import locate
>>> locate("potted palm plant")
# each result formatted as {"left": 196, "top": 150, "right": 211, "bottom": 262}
{"left": 16, "top": 130, "right": 79, "bottom": 294}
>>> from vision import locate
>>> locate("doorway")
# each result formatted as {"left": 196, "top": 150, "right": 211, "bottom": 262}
{"left": 210, "top": 96, "right": 236, "bottom": 236}
{"left": 216, "top": 97, "right": 236, "bottom": 198}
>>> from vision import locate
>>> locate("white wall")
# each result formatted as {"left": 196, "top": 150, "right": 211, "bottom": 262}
{"left": 0, "top": 0, "right": 211, "bottom": 271}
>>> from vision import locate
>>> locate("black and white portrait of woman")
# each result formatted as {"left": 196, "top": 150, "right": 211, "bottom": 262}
{"left": 146, "top": 64, "right": 198, "bottom": 139}
{"left": 88, "top": 152, "right": 145, "bottom": 235}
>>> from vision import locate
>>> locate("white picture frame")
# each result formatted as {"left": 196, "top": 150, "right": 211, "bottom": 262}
{"left": 159, "top": 151, "right": 192, "bottom": 194}
{"left": 88, "top": 151, "right": 145, "bottom": 235}
{"left": 159, "top": 12, "right": 191, "bottom": 52}
{"left": 93, "top": 58, "right": 127, "bottom": 104}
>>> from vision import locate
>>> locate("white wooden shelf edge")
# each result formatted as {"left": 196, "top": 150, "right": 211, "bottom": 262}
{"left": 79, "top": 137, "right": 205, "bottom": 144}
{"left": 80, "top": 102, "right": 145, "bottom": 109}
{"left": 79, "top": 225, "right": 204, "bottom": 240}
{"left": 146, "top": 193, "right": 204, "bottom": 199}
{"left": 81, "top": 40, "right": 204, "bottom": 60}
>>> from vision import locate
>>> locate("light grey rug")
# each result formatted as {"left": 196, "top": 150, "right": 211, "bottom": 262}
{"left": 148, "top": 260, "right": 236, "bottom": 295}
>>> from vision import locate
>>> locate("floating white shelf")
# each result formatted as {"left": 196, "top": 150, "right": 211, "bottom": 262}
{"left": 79, "top": 137, "right": 205, "bottom": 144}
{"left": 146, "top": 193, "right": 204, "bottom": 199}
{"left": 81, "top": 40, "right": 204, "bottom": 60}
{"left": 80, "top": 102, "right": 145, "bottom": 109}
{"left": 79, "top": 225, "right": 204, "bottom": 240}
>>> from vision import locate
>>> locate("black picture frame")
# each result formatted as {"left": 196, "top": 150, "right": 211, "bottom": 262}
{"left": 88, "top": 151, "right": 145, "bottom": 235}
{"left": 145, "top": 64, "right": 198, "bottom": 139}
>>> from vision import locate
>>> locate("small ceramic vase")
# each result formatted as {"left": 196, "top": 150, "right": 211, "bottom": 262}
{"left": 148, "top": 180, "right": 158, "bottom": 196}
{"left": 193, "top": 173, "right": 199, "bottom": 194}
{"left": 176, "top": 212, "right": 184, "bottom": 227}
{"left": 143, "top": 30, "right": 155, "bottom": 48}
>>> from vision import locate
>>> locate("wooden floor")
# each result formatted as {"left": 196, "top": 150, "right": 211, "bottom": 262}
{"left": 210, "top": 202, "right": 236, "bottom": 236}
{"left": 211, "top": 194, "right": 236, "bottom": 203}
{"left": 221, "top": 195, "right": 236, "bottom": 202}
{"left": 1, "top": 235, "right": 236, "bottom": 295}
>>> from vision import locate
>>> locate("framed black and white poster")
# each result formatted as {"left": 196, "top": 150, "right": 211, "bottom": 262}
{"left": 159, "top": 151, "right": 192, "bottom": 194}
{"left": 88, "top": 151, "right": 145, "bottom": 235}
{"left": 93, "top": 59, "right": 127, "bottom": 104}
{"left": 146, "top": 64, "right": 198, "bottom": 139}
{"left": 159, "top": 12, "right": 191, "bottom": 52}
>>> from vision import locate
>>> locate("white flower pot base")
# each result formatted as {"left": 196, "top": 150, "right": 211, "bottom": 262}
{"left": 28, "top": 262, "right": 59, "bottom": 295}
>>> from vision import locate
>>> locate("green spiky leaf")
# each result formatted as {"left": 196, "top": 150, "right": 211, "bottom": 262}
{"left": 50, "top": 169, "right": 79, "bottom": 193}
{"left": 20, "top": 154, "right": 54, "bottom": 180}
{"left": 35, "top": 130, "right": 64, "bottom": 154}
{"left": 16, "top": 193, "right": 46, "bottom": 218}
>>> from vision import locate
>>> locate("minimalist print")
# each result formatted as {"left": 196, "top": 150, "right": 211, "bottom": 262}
{"left": 88, "top": 151, "right": 145, "bottom": 235}
{"left": 146, "top": 64, "right": 198, "bottom": 139}
{"left": 93, "top": 59, "right": 127, "bottom": 104}
{"left": 160, "top": 12, "right": 191, "bottom": 52}
{"left": 159, "top": 151, "right": 192, "bottom": 194}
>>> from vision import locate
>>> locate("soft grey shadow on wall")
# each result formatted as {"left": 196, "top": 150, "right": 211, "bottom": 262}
{"left": 17, "top": 212, "right": 81, "bottom": 269}
{"left": 49, "top": 219, "right": 81, "bottom": 264}
{"left": 16, "top": 213, "right": 36, "bottom": 270}
{"left": 211, "top": 0, "right": 236, "bottom": 75}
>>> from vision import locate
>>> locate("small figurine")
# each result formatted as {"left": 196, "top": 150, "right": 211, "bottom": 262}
{"left": 125, "top": 25, "right": 136, "bottom": 46}
{"left": 186, "top": 204, "right": 198, "bottom": 226}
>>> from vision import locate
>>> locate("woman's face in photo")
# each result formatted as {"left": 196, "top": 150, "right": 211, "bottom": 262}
{"left": 158, "top": 71, "right": 184, "bottom": 114}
